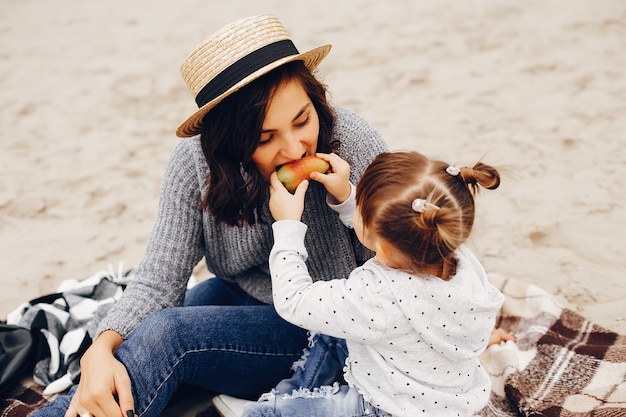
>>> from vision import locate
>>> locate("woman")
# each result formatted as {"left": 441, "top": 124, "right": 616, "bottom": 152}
{"left": 33, "top": 14, "right": 388, "bottom": 417}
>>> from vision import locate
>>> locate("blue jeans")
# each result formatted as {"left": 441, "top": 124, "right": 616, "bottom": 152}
{"left": 242, "top": 384, "right": 391, "bottom": 417}
{"left": 31, "top": 278, "right": 309, "bottom": 417}
{"left": 274, "top": 333, "right": 348, "bottom": 395}
{"left": 242, "top": 334, "right": 391, "bottom": 417}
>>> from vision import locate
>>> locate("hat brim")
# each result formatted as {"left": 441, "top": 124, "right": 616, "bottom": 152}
{"left": 176, "top": 44, "right": 332, "bottom": 138}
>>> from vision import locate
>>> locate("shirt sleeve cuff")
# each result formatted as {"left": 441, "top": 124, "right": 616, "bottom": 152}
{"left": 326, "top": 183, "right": 356, "bottom": 228}
{"left": 271, "top": 220, "right": 309, "bottom": 255}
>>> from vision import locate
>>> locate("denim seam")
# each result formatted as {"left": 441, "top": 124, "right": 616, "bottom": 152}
{"left": 140, "top": 347, "right": 300, "bottom": 416}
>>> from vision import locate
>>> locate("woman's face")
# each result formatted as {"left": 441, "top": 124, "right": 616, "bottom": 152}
{"left": 252, "top": 77, "right": 320, "bottom": 180}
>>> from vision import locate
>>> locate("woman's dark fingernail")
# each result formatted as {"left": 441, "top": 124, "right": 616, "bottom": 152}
{"left": 126, "top": 411, "right": 135, "bottom": 417}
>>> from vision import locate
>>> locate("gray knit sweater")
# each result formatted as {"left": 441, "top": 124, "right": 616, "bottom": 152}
{"left": 96, "top": 107, "right": 388, "bottom": 338}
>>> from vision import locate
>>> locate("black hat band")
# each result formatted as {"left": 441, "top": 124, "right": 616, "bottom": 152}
{"left": 195, "top": 39, "right": 299, "bottom": 108}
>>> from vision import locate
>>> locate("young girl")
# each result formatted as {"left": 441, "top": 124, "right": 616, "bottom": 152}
{"left": 245, "top": 151, "right": 506, "bottom": 416}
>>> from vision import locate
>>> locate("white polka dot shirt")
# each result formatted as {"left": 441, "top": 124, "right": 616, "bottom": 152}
{"left": 270, "top": 221, "right": 505, "bottom": 416}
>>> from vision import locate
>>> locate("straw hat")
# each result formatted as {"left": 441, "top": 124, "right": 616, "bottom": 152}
{"left": 176, "top": 14, "right": 332, "bottom": 138}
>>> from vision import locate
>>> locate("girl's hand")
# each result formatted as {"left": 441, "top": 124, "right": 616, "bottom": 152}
{"left": 65, "top": 331, "right": 134, "bottom": 417}
{"left": 310, "top": 153, "right": 351, "bottom": 203}
{"left": 269, "top": 171, "right": 309, "bottom": 221}
{"left": 487, "top": 329, "right": 516, "bottom": 347}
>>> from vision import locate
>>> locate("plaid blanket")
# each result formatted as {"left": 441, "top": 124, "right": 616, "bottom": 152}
{"left": 2, "top": 274, "right": 625, "bottom": 417}
{"left": 479, "top": 274, "right": 626, "bottom": 416}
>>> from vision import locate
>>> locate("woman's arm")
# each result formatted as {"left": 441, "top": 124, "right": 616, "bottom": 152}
{"left": 97, "top": 138, "right": 206, "bottom": 338}
{"left": 70, "top": 138, "right": 207, "bottom": 417}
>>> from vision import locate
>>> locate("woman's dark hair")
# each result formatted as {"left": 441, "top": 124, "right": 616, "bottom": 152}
{"left": 198, "top": 61, "right": 337, "bottom": 226}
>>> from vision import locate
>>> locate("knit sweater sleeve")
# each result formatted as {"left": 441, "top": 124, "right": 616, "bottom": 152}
{"left": 96, "top": 139, "right": 205, "bottom": 338}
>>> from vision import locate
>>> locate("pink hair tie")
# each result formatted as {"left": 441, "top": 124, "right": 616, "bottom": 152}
{"left": 446, "top": 166, "right": 460, "bottom": 176}
{"left": 411, "top": 198, "right": 440, "bottom": 213}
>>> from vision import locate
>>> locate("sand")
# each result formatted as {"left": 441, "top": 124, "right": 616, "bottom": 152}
{"left": 1, "top": 0, "right": 625, "bottom": 334}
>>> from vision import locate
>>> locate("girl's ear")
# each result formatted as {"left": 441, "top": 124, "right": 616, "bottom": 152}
{"left": 375, "top": 239, "right": 406, "bottom": 270}
{"left": 374, "top": 239, "right": 393, "bottom": 265}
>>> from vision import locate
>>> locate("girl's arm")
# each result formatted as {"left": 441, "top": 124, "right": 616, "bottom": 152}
{"left": 326, "top": 182, "right": 356, "bottom": 228}
{"left": 269, "top": 220, "right": 385, "bottom": 344}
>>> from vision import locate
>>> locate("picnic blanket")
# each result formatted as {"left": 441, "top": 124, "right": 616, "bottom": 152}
{"left": 2, "top": 272, "right": 625, "bottom": 417}
{"left": 480, "top": 273, "right": 626, "bottom": 416}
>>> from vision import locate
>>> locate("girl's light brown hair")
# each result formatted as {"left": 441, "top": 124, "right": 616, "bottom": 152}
{"left": 355, "top": 151, "right": 500, "bottom": 277}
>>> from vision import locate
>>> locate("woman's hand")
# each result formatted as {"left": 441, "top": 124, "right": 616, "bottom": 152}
{"left": 66, "top": 330, "right": 135, "bottom": 417}
{"left": 269, "top": 171, "right": 309, "bottom": 221}
{"left": 310, "top": 153, "right": 351, "bottom": 203}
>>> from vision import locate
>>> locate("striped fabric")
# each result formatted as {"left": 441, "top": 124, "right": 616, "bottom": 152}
{"left": 4, "top": 268, "right": 132, "bottom": 396}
